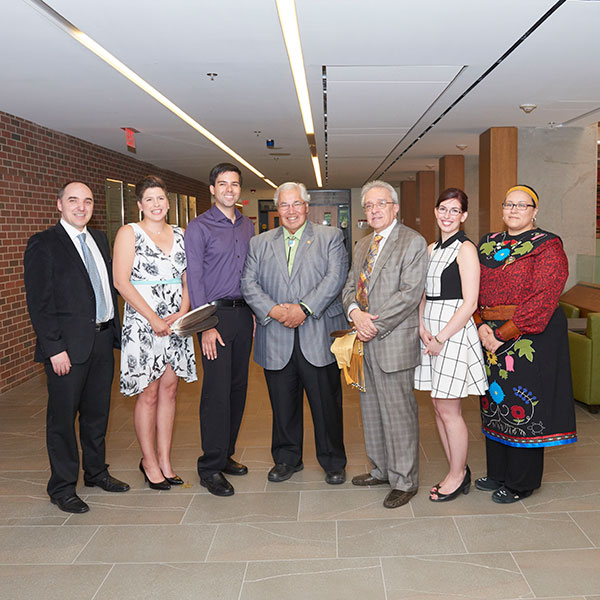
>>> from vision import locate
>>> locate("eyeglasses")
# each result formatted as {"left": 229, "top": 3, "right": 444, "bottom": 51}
{"left": 364, "top": 200, "right": 394, "bottom": 212}
{"left": 278, "top": 201, "right": 305, "bottom": 211}
{"left": 502, "top": 202, "right": 535, "bottom": 211}
{"left": 436, "top": 206, "right": 463, "bottom": 216}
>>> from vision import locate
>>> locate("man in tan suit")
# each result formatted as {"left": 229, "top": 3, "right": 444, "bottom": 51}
{"left": 342, "top": 180, "right": 427, "bottom": 508}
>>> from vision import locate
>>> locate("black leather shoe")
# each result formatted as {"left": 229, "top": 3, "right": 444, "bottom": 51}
{"left": 51, "top": 494, "right": 89, "bottom": 514}
{"left": 223, "top": 458, "right": 248, "bottom": 476}
{"left": 84, "top": 473, "right": 130, "bottom": 492}
{"left": 325, "top": 469, "right": 346, "bottom": 485}
{"left": 351, "top": 473, "right": 389, "bottom": 486}
{"left": 200, "top": 472, "right": 234, "bottom": 496}
{"left": 268, "top": 463, "right": 304, "bottom": 482}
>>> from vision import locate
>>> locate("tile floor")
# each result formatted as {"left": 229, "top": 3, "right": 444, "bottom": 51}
{"left": 1, "top": 347, "right": 599, "bottom": 600}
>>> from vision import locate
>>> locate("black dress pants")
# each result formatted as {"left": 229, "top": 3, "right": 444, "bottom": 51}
{"left": 485, "top": 437, "right": 544, "bottom": 492}
{"left": 197, "top": 306, "right": 253, "bottom": 478}
{"left": 45, "top": 328, "right": 113, "bottom": 499}
{"left": 264, "top": 329, "right": 346, "bottom": 471}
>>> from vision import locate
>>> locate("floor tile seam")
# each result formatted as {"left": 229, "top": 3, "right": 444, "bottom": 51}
{"left": 565, "top": 511, "right": 597, "bottom": 548}
{"left": 241, "top": 564, "right": 382, "bottom": 585}
{"left": 176, "top": 492, "right": 196, "bottom": 524}
{"left": 237, "top": 562, "right": 249, "bottom": 600}
{"left": 203, "top": 523, "right": 221, "bottom": 562}
{"left": 379, "top": 556, "right": 389, "bottom": 600}
{"left": 0, "top": 555, "right": 509, "bottom": 567}
{"left": 90, "top": 563, "right": 115, "bottom": 600}
{"left": 70, "top": 525, "right": 101, "bottom": 563}
{"left": 451, "top": 515, "right": 469, "bottom": 554}
{"left": 509, "top": 546, "right": 600, "bottom": 555}
{"left": 508, "top": 550, "right": 536, "bottom": 598}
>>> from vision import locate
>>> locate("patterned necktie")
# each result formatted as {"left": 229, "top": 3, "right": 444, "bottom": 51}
{"left": 356, "top": 234, "right": 383, "bottom": 310}
{"left": 287, "top": 235, "right": 297, "bottom": 275}
{"left": 78, "top": 232, "right": 108, "bottom": 322}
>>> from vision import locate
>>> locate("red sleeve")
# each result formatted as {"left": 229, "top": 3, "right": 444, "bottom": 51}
{"left": 496, "top": 237, "right": 568, "bottom": 340}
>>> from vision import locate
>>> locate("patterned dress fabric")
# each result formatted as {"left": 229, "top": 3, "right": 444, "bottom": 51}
{"left": 476, "top": 228, "right": 576, "bottom": 448}
{"left": 120, "top": 223, "right": 197, "bottom": 396}
{"left": 415, "top": 231, "right": 488, "bottom": 398}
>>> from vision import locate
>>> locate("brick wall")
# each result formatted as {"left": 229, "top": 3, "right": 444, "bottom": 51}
{"left": 0, "top": 109, "right": 211, "bottom": 392}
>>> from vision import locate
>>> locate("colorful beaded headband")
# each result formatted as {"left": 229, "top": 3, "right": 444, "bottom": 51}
{"left": 506, "top": 185, "right": 539, "bottom": 207}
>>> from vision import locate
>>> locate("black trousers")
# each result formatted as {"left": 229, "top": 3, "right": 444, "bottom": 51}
{"left": 264, "top": 330, "right": 346, "bottom": 471}
{"left": 44, "top": 328, "right": 113, "bottom": 499}
{"left": 485, "top": 437, "right": 545, "bottom": 492}
{"left": 197, "top": 306, "right": 253, "bottom": 478}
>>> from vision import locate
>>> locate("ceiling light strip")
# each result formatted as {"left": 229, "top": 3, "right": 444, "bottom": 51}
{"left": 367, "top": 0, "right": 568, "bottom": 182}
{"left": 276, "top": 0, "right": 322, "bottom": 187}
{"left": 24, "top": 0, "right": 277, "bottom": 189}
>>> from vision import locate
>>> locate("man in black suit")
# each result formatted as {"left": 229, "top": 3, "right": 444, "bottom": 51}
{"left": 24, "top": 181, "right": 129, "bottom": 514}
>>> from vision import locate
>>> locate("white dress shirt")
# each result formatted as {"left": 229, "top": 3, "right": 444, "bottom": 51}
{"left": 60, "top": 219, "right": 114, "bottom": 321}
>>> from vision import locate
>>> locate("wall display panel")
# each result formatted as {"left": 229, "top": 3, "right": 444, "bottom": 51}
{"left": 168, "top": 192, "right": 178, "bottom": 225}
{"left": 188, "top": 196, "right": 197, "bottom": 221}
{"left": 125, "top": 183, "right": 140, "bottom": 224}
{"left": 179, "top": 195, "right": 188, "bottom": 228}
{"left": 105, "top": 178, "right": 124, "bottom": 250}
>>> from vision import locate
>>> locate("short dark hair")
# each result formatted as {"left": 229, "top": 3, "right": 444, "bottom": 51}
{"left": 58, "top": 180, "right": 92, "bottom": 199}
{"left": 209, "top": 163, "right": 242, "bottom": 187}
{"left": 135, "top": 175, "right": 167, "bottom": 201}
{"left": 436, "top": 187, "right": 468, "bottom": 212}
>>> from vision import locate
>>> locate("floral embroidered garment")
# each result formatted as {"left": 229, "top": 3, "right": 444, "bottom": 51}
{"left": 476, "top": 229, "right": 576, "bottom": 448}
{"left": 120, "top": 223, "right": 197, "bottom": 396}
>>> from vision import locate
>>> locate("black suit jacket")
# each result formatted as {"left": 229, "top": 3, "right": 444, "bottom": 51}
{"left": 24, "top": 222, "right": 121, "bottom": 364}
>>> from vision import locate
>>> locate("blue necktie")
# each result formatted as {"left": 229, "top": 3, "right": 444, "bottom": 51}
{"left": 78, "top": 232, "right": 108, "bottom": 322}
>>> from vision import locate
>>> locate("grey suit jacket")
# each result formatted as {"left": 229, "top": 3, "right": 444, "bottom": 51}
{"left": 342, "top": 221, "right": 427, "bottom": 373}
{"left": 241, "top": 221, "right": 348, "bottom": 370}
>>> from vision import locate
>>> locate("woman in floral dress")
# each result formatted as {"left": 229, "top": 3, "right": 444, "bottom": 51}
{"left": 113, "top": 175, "right": 196, "bottom": 490}
{"left": 475, "top": 185, "right": 576, "bottom": 503}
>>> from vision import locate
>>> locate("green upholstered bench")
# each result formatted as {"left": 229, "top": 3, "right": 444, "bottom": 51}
{"left": 567, "top": 312, "right": 600, "bottom": 413}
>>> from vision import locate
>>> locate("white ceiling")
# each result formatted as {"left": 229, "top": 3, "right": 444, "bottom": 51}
{"left": 2, "top": 0, "right": 599, "bottom": 199}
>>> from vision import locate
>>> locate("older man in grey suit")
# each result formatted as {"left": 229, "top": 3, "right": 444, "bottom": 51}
{"left": 241, "top": 182, "right": 348, "bottom": 484}
{"left": 342, "top": 180, "right": 427, "bottom": 508}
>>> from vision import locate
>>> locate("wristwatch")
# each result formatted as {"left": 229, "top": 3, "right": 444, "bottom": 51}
{"left": 299, "top": 302, "right": 311, "bottom": 317}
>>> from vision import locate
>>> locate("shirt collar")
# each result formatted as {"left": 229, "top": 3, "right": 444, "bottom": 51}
{"left": 373, "top": 219, "right": 397, "bottom": 241}
{"left": 210, "top": 203, "right": 242, "bottom": 224}
{"left": 60, "top": 218, "right": 89, "bottom": 242}
{"left": 283, "top": 221, "right": 307, "bottom": 241}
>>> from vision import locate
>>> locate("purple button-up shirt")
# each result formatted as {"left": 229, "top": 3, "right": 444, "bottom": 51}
{"left": 184, "top": 204, "right": 255, "bottom": 309}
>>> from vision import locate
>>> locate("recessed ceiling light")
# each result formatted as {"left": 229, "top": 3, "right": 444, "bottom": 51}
{"left": 276, "top": 0, "right": 322, "bottom": 187}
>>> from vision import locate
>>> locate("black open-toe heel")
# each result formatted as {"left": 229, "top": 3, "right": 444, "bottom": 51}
{"left": 139, "top": 459, "right": 171, "bottom": 490}
{"left": 429, "top": 465, "right": 471, "bottom": 502}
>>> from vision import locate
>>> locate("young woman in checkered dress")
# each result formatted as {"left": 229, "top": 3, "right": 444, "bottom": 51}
{"left": 414, "top": 188, "right": 488, "bottom": 502}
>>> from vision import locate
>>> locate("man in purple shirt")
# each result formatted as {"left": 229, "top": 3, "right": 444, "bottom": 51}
{"left": 185, "top": 163, "right": 255, "bottom": 496}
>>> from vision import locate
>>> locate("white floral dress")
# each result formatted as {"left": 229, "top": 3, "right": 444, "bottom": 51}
{"left": 120, "top": 223, "right": 197, "bottom": 396}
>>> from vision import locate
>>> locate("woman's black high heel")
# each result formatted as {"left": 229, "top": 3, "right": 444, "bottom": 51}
{"left": 139, "top": 459, "right": 171, "bottom": 490}
{"left": 163, "top": 473, "right": 184, "bottom": 485}
{"left": 429, "top": 465, "right": 471, "bottom": 502}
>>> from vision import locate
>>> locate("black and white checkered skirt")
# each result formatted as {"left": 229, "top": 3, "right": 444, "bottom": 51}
{"left": 414, "top": 298, "right": 488, "bottom": 398}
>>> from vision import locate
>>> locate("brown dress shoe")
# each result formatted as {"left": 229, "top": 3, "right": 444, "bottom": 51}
{"left": 351, "top": 473, "right": 389, "bottom": 486}
{"left": 383, "top": 489, "right": 417, "bottom": 509}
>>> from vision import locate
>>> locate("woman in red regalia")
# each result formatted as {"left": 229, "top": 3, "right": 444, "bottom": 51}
{"left": 474, "top": 185, "right": 577, "bottom": 503}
